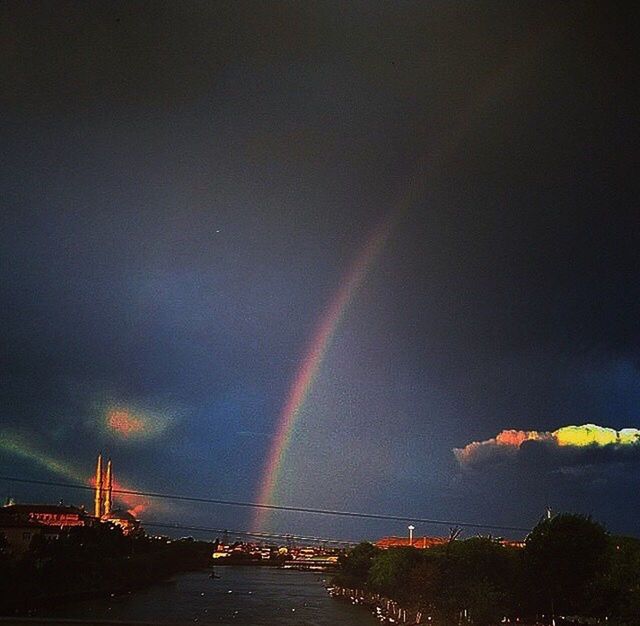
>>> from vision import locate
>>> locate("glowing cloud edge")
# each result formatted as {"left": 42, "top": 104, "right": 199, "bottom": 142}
{"left": 454, "top": 423, "right": 640, "bottom": 467}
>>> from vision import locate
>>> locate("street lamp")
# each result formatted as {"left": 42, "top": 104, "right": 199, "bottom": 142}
{"left": 408, "top": 525, "right": 415, "bottom": 546}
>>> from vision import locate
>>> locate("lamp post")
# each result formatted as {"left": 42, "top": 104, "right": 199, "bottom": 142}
{"left": 408, "top": 525, "right": 415, "bottom": 546}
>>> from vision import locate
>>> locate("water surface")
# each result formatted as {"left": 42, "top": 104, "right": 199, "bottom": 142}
{"left": 43, "top": 567, "right": 377, "bottom": 625}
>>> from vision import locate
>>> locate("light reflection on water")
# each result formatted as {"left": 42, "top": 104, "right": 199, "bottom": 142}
{"left": 43, "top": 567, "right": 378, "bottom": 625}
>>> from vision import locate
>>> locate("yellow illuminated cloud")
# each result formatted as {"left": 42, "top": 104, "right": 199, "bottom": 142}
{"left": 553, "top": 424, "right": 619, "bottom": 447}
{"left": 455, "top": 423, "right": 640, "bottom": 466}
{"left": 618, "top": 428, "right": 640, "bottom": 445}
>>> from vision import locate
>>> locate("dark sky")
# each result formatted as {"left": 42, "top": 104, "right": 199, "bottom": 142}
{"left": 1, "top": 1, "right": 638, "bottom": 540}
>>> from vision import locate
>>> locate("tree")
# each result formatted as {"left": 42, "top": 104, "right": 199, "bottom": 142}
{"left": 596, "top": 536, "right": 640, "bottom": 623}
{"left": 524, "top": 513, "right": 608, "bottom": 616}
{"left": 367, "top": 547, "right": 423, "bottom": 602}
{"left": 335, "top": 542, "right": 380, "bottom": 587}
{"left": 436, "top": 538, "right": 517, "bottom": 625}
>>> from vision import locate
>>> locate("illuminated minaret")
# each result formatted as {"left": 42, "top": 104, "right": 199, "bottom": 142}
{"left": 103, "top": 458, "right": 113, "bottom": 517}
{"left": 94, "top": 453, "right": 103, "bottom": 518}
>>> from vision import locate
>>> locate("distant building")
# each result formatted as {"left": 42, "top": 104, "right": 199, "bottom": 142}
{"left": 212, "top": 548, "right": 230, "bottom": 559}
{"left": 0, "top": 515, "right": 43, "bottom": 555}
{"left": 375, "top": 536, "right": 448, "bottom": 550}
{"left": 102, "top": 509, "right": 140, "bottom": 536}
{"left": 284, "top": 553, "right": 339, "bottom": 571}
{"left": 260, "top": 546, "right": 274, "bottom": 560}
{"left": 375, "top": 535, "right": 525, "bottom": 550}
{"left": 3, "top": 504, "right": 92, "bottom": 528}
{"left": 0, "top": 509, "right": 59, "bottom": 555}
{"left": 296, "top": 546, "right": 316, "bottom": 559}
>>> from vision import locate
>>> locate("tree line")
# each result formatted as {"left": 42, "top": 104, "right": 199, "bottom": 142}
{"left": 333, "top": 514, "right": 640, "bottom": 625}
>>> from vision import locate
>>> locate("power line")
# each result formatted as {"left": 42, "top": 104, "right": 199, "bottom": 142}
{"left": 143, "top": 521, "right": 356, "bottom": 545}
{"left": 0, "top": 475, "right": 531, "bottom": 533}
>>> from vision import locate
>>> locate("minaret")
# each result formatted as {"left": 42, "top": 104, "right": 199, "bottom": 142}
{"left": 94, "top": 453, "right": 103, "bottom": 518}
{"left": 103, "top": 458, "right": 113, "bottom": 517}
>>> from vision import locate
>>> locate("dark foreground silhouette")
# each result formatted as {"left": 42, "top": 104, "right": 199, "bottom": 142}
{"left": 0, "top": 523, "right": 212, "bottom": 614}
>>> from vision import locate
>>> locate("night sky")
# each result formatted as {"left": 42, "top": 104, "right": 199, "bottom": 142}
{"left": 1, "top": 2, "right": 638, "bottom": 540}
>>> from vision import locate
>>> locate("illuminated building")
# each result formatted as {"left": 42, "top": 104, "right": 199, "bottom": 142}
{"left": 0, "top": 511, "right": 55, "bottom": 555}
{"left": 375, "top": 535, "right": 524, "bottom": 550}
{"left": 375, "top": 536, "right": 448, "bottom": 549}
{"left": 104, "top": 457, "right": 112, "bottom": 516}
{"left": 94, "top": 453, "right": 103, "bottom": 518}
{"left": 0, "top": 455, "right": 138, "bottom": 542}
{"left": 2, "top": 503, "right": 91, "bottom": 528}
{"left": 93, "top": 453, "right": 113, "bottom": 518}
{"left": 92, "top": 453, "right": 140, "bottom": 535}
{"left": 102, "top": 509, "right": 140, "bottom": 535}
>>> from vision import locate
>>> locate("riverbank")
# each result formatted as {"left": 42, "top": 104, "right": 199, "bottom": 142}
{"left": 329, "top": 585, "right": 425, "bottom": 624}
{"left": 331, "top": 522, "right": 640, "bottom": 626}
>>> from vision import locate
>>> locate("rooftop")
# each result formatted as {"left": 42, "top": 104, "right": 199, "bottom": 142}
{"left": 104, "top": 509, "right": 137, "bottom": 522}
{"left": 3, "top": 504, "right": 86, "bottom": 515}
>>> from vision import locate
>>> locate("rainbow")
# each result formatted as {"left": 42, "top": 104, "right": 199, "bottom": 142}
{"left": 252, "top": 214, "right": 397, "bottom": 531}
{"left": 252, "top": 33, "right": 554, "bottom": 531}
{"left": 251, "top": 102, "right": 475, "bottom": 532}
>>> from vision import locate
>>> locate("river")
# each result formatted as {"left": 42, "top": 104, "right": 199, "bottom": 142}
{"left": 41, "top": 567, "right": 378, "bottom": 625}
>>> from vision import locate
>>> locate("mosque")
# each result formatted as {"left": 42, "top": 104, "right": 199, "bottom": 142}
{"left": 93, "top": 452, "right": 112, "bottom": 518}
{"left": 94, "top": 453, "right": 140, "bottom": 535}
{"left": 1, "top": 454, "right": 139, "bottom": 554}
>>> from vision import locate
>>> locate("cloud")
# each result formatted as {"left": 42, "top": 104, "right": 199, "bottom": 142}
{"left": 454, "top": 423, "right": 640, "bottom": 468}
{"left": 88, "top": 393, "right": 182, "bottom": 443}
